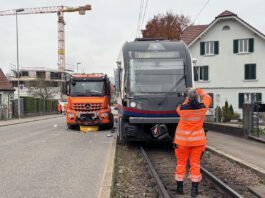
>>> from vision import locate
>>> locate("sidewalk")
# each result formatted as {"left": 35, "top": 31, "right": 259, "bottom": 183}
{"left": 0, "top": 114, "right": 63, "bottom": 127}
{"left": 207, "top": 131, "right": 265, "bottom": 178}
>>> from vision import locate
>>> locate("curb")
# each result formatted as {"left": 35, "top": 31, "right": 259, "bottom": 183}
{"left": 0, "top": 115, "right": 63, "bottom": 128}
{"left": 206, "top": 145, "right": 265, "bottom": 180}
{"left": 97, "top": 135, "right": 117, "bottom": 198}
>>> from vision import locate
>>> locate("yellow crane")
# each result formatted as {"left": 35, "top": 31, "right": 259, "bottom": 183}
{"left": 0, "top": 4, "right": 92, "bottom": 73}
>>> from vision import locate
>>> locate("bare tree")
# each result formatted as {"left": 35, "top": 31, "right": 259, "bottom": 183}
{"left": 142, "top": 12, "right": 190, "bottom": 40}
{"left": 27, "top": 79, "right": 57, "bottom": 111}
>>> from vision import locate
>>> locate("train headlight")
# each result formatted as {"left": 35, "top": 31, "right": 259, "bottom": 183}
{"left": 130, "top": 101, "right": 136, "bottom": 108}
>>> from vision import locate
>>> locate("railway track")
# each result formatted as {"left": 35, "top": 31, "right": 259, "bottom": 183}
{"left": 140, "top": 146, "right": 251, "bottom": 198}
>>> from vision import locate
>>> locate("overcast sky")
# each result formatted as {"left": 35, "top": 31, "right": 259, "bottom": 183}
{"left": 0, "top": 0, "right": 264, "bottom": 77}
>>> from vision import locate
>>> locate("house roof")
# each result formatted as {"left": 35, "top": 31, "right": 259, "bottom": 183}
{"left": 0, "top": 68, "right": 15, "bottom": 91}
{"left": 181, "top": 10, "right": 265, "bottom": 46}
{"left": 180, "top": 25, "right": 208, "bottom": 45}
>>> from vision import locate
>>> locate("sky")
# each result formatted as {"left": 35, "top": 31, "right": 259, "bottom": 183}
{"left": 0, "top": 0, "right": 264, "bottom": 77}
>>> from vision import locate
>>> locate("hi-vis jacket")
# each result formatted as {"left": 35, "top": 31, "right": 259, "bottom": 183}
{"left": 174, "top": 88, "right": 212, "bottom": 147}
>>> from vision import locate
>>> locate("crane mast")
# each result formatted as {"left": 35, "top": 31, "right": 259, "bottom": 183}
{"left": 0, "top": 4, "right": 92, "bottom": 73}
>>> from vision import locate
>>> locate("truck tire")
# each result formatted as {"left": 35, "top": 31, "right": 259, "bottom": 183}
{"left": 67, "top": 124, "right": 75, "bottom": 130}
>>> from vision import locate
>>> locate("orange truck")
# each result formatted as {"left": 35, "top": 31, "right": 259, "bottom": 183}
{"left": 63, "top": 73, "right": 113, "bottom": 129}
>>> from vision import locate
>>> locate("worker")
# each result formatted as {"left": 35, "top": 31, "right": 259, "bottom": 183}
{"left": 57, "top": 103, "right": 62, "bottom": 114}
{"left": 174, "top": 88, "right": 211, "bottom": 197}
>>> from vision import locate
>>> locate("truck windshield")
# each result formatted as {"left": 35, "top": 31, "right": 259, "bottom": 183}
{"left": 70, "top": 81, "right": 104, "bottom": 96}
{"left": 129, "top": 58, "right": 185, "bottom": 94}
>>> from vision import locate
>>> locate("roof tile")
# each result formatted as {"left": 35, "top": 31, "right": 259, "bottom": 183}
{"left": 180, "top": 25, "right": 208, "bottom": 45}
{"left": 0, "top": 68, "right": 15, "bottom": 91}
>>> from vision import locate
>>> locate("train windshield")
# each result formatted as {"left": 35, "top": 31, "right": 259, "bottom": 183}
{"left": 70, "top": 81, "right": 105, "bottom": 96}
{"left": 129, "top": 58, "right": 185, "bottom": 94}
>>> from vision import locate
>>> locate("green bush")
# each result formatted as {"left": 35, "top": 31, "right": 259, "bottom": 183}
{"left": 22, "top": 97, "right": 37, "bottom": 113}
{"left": 221, "top": 101, "right": 238, "bottom": 122}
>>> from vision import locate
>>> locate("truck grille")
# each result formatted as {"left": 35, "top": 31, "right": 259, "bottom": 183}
{"left": 73, "top": 103, "right": 102, "bottom": 113}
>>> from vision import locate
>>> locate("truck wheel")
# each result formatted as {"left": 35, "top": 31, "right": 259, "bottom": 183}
{"left": 67, "top": 124, "right": 75, "bottom": 130}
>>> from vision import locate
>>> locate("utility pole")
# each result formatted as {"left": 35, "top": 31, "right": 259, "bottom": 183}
{"left": 76, "top": 62, "right": 81, "bottom": 73}
{"left": 15, "top": 8, "right": 24, "bottom": 119}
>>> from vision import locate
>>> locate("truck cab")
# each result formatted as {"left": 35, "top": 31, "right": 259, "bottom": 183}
{"left": 63, "top": 73, "right": 113, "bottom": 129}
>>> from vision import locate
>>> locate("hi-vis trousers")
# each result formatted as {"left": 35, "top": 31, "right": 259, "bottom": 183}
{"left": 175, "top": 145, "right": 205, "bottom": 182}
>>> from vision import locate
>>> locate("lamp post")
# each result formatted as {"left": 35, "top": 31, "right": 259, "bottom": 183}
{"left": 76, "top": 62, "right": 81, "bottom": 73}
{"left": 15, "top": 8, "right": 24, "bottom": 119}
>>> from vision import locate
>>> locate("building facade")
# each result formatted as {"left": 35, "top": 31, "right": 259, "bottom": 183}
{"left": 8, "top": 67, "right": 65, "bottom": 100}
{"left": 181, "top": 10, "right": 265, "bottom": 116}
{"left": 0, "top": 68, "right": 15, "bottom": 119}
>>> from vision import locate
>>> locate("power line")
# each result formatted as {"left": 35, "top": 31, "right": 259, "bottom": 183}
{"left": 140, "top": 0, "right": 149, "bottom": 35}
{"left": 192, "top": 0, "right": 211, "bottom": 24}
{"left": 136, "top": 0, "right": 144, "bottom": 38}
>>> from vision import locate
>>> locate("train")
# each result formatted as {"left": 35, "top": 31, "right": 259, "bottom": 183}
{"left": 115, "top": 38, "right": 193, "bottom": 142}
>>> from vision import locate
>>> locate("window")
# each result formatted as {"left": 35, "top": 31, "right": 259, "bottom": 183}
{"left": 36, "top": 71, "right": 46, "bottom": 79}
{"left": 200, "top": 41, "right": 219, "bottom": 55}
{"left": 0, "top": 94, "right": 2, "bottom": 106}
{"left": 233, "top": 38, "right": 254, "bottom": 53}
{"left": 21, "top": 71, "right": 29, "bottom": 77}
{"left": 208, "top": 93, "right": 214, "bottom": 108}
{"left": 194, "top": 66, "right": 209, "bottom": 81}
{"left": 223, "top": 25, "right": 230, "bottom": 31}
{"left": 50, "top": 72, "right": 61, "bottom": 80}
{"left": 238, "top": 93, "right": 262, "bottom": 108}
{"left": 245, "top": 64, "right": 256, "bottom": 80}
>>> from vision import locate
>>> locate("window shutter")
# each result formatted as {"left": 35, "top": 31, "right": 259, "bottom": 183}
{"left": 204, "top": 66, "right": 209, "bottom": 80}
{"left": 252, "top": 64, "right": 256, "bottom": 79}
{"left": 194, "top": 67, "right": 198, "bottom": 81}
{"left": 208, "top": 93, "right": 214, "bottom": 108}
{"left": 233, "top": 39, "right": 238, "bottom": 53}
{"left": 239, "top": 93, "right": 244, "bottom": 108}
{"left": 200, "top": 42, "right": 205, "bottom": 55}
{"left": 214, "top": 41, "right": 219, "bottom": 54}
{"left": 245, "top": 64, "right": 250, "bottom": 79}
{"left": 256, "top": 93, "right": 262, "bottom": 102}
{"left": 249, "top": 38, "right": 254, "bottom": 52}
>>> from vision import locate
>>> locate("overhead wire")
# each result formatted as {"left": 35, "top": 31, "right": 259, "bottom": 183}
{"left": 136, "top": 0, "right": 144, "bottom": 38}
{"left": 192, "top": 0, "right": 211, "bottom": 24}
{"left": 140, "top": 0, "right": 149, "bottom": 36}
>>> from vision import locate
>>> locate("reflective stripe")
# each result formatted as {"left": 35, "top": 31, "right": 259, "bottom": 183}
{"left": 175, "top": 135, "right": 205, "bottom": 141}
{"left": 175, "top": 174, "right": 185, "bottom": 181}
{"left": 183, "top": 111, "right": 204, "bottom": 116}
{"left": 180, "top": 116, "right": 203, "bottom": 121}
{"left": 176, "top": 129, "right": 204, "bottom": 136}
{"left": 190, "top": 174, "right": 202, "bottom": 182}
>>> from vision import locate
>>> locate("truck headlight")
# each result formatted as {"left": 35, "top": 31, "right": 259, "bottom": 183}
{"left": 130, "top": 101, "right": 136, "bottom": 108}
{"left": 68, "top": 113, "right": 75, "bottom": 118}
{"left": 101, "top": 112, "right": 108, "bottom": 117}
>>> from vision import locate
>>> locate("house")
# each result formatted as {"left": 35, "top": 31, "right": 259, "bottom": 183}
{"left": 8, "top": 67, "right": 66, "bottom": 99}
{"left": 0, "top": 68, "right": 15, "bottom": 119}
{"left": 181, "top": 10, "right": 265, "bottom": 116}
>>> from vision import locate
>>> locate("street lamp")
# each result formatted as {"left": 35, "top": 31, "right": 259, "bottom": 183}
{"left": 15, "top": 8, "right": 24, "bottom": 119}
{"left": 76, "top": 62, "right": 81, "bottom": 73}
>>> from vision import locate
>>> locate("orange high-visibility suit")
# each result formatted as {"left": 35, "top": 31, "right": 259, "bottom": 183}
{"left": 174, "top": 88, "right": 211, "bottom": 182}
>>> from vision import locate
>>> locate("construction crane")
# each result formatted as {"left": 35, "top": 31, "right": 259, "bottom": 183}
{"left": 0, "top": 4, "right": 92, "bottom": 73}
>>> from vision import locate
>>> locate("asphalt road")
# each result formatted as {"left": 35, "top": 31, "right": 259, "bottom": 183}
{"left": 0, "top": 117, "right": 114, "bottom": 198}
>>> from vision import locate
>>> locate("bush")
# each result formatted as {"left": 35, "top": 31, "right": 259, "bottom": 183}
{"left": 222, "top": 100, "right": 238, "bottom": 122}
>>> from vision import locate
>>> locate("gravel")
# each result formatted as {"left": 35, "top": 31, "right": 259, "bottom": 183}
{"left": 111, "top": 144, "right": 159, "bottom": 198}
{"left": 202, "top": 150, "right": 265, "bottom": 197}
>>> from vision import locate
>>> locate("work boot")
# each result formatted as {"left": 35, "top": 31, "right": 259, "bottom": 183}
{"left": 191, "top": 182, "right": 199, "bottom": 197}
{"left": 176, "top": 181, "right": 184, "bottom": 195}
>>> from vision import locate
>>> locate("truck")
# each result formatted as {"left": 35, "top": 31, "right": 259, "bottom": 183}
{"left": 115, "top": 38, "right": 193, "bottom": 142}
{"left": 63, "top": 73, "right": 114, "bottom": 130}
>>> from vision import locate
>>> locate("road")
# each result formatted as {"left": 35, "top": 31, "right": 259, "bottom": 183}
{"left": 0, "top": 117, "right": 113, "bottom": 198}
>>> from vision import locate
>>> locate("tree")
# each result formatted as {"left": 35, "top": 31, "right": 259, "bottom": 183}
{"left": 27, "top": 79, "right": 57, "bottom": 111}
{"left": 142, "top": 12, "right": 190, "bottom": 40}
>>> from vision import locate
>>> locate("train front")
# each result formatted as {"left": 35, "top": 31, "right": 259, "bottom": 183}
{"left": 117, "top": 39, "right": 193, "bottom": 142}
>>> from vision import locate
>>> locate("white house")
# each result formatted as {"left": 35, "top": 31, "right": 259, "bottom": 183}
{"left": 0, "top": 68, "right": 15, "bottom": 119}
{"left": 181, "top": 10, "right": 265, "bottom": 116}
